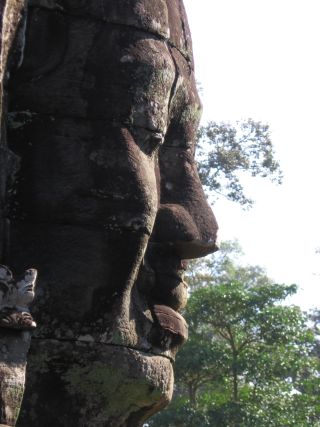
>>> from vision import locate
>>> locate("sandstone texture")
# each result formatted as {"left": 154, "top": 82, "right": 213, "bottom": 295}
{"left": 0, "top": 1, "right": 218, "bottom": 425}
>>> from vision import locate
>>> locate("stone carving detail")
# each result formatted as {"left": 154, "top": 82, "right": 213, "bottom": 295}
{"left": 0, "top": 265, "right": 37, "bottom": 330}
{"left": 0, "top": 359, "right": 28, "bottom": 427}
{"left": 1, "top": 0, "right": 219, "bottom": 426}
{"left": 0, "top": 265, "right": 36, "bottom": 427}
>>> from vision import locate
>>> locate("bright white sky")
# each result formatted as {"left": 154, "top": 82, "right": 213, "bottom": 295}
{"left": 184, "top": 0, "right": 320, "bottom": 310}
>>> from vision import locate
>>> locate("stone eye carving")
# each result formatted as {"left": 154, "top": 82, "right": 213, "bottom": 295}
{"left": 0, "top": 265, "right": 37, "bottom": 330}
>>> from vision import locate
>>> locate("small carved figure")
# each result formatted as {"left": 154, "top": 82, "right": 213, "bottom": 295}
{"left": 0, "top": 265, "right": 37, "bottom": 330}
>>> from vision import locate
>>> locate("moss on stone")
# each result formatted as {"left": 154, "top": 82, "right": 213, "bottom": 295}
{"left": 63, "top": 361, "right": 163, "bottom": 414}
{"left": 7, "top": 385, "right": 24, "bottom": 421}
{"left": 181, "top": 104, "right": 202, "bottom": 125}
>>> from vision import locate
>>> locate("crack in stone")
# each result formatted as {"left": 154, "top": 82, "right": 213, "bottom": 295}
{"left": 31, "top": 336, "right": 175, "bottom": 362}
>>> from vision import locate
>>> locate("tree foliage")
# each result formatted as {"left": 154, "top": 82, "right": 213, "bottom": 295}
{"left": 197, "top": 119, "right": 283, "bottom": 207}
{"left": 185, "top": 240, "right": 272, "bottom": 289}
{"left": 310, "top": 309, "right": 320, "bottom": 358}
{"left": 148, "top": 244, "right": 320, "bottom": 427}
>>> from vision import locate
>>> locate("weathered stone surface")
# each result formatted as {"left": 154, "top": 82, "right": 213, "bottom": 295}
{"left": 18, "top": 341, "right": 173, "bottom": 427}
{"left": 1, "top": 5, "right": 33, "bottom": 425}
{"left": 0, "top": 0, "right": 26, "bottom": 261}
{"left": 8, "top": 0, "right": 218, "bottom": 347}
{"left": 27, "top": 0, "right": 193, "bottom": 63}
{"left": 0, "top": 264, "right": 36, "bottom": 426}
{"left": 0, "top": 265, "right": 37, "bottom": 330}
{"left": 1, "top": 0, "right": 219, "bottom": 425}
{"left": 0, "top": 329, "right": 32, "bottom": 426}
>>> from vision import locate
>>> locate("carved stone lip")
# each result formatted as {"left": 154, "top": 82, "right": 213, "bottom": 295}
{"left": 171, "top": 239, "right": 219, "bottom": 259}
{"left": 150, "top": 304, "right": 188, "bottom": 356}
{"left": 152, "top": 304, "right": 188, "bottom": 340}
{"left": 147, "top": 239, "right": 218, "bottom": 260}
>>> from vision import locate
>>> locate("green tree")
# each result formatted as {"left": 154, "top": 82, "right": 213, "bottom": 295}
{"left": 149, "top": 246, "right": 320, "bottom": 427}
{"left": 186, "top": 240, "right": 271, "bottom": 289}
{"left": 310, "top": 309, "right": 320, "bottom": 358}
{"left": 197, "top": 119, "right": 282, "bottom": 207}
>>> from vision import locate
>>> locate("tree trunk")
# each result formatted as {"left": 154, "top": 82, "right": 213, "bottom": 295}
{"left": 188, "top": 382, "right": 197, "bottom": 408}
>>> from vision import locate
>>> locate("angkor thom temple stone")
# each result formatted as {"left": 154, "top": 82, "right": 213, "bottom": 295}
{"left": 0, "top": 1, "right": 218, "bottom": 425}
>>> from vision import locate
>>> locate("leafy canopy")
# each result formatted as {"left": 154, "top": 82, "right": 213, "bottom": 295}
{"left": 148, "top": 243, "right": 320, "bottom": 427}
{"left": 197, "top": 119, "right": 282, "bottom": 207}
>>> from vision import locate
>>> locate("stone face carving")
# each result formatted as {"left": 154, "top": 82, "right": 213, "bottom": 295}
{"left": 1, "top": 0, "right": 219, "bottom": 425}
{"left": 0, "top": 265, "right": 37, "bottom": 330}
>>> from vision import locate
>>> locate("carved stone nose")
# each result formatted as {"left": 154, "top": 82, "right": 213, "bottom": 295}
{"left": 151, "top": 203, "right": 219, "bottom": 258}
{"left": 172, "top": 239, "right": 219, "bottom": 258}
